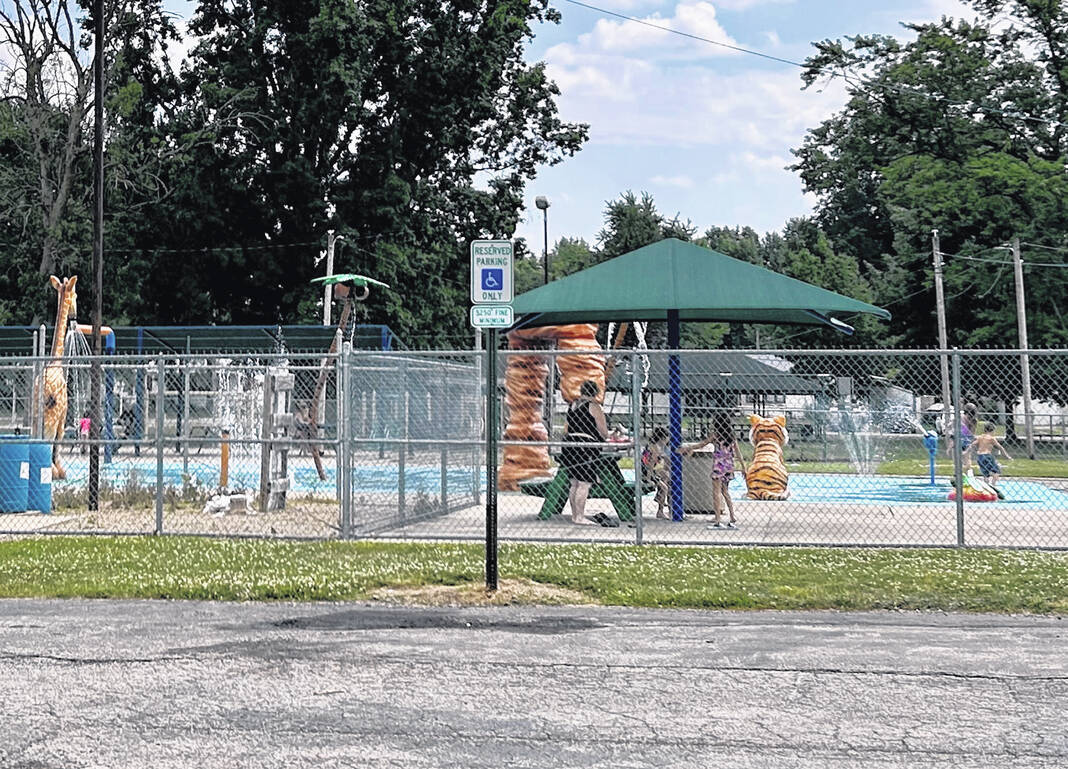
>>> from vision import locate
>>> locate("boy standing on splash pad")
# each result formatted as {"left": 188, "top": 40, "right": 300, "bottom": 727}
{"left": 969, "top": 423, "right": 1011, "bottom": 486}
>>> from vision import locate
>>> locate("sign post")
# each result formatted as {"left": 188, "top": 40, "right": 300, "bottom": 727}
{"left": 485, "top": 328, "right": 498, "bottom": 592}
{"left": 470, "top": 240, "right": 513, "bottom": 593}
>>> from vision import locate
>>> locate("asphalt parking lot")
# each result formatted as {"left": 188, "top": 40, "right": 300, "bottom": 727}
{"left": 1, "top": 600, "right": 1065, "bottom": 768}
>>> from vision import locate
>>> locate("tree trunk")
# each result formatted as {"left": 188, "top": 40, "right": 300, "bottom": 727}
{"left": 39, "top": 237, "right": 54, "bottom": 278}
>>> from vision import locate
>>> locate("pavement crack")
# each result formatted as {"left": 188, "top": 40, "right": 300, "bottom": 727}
{"left": 0, "top": 652, "right": 187, "bottom": 666}
{"left": 600, "top": 706, "right": 659, "bottom": 738}
{"left": 359, "top": 653, "right": 1068, "bottom": 684}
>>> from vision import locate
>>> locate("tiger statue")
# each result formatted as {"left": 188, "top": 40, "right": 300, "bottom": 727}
{"left": 745, "top": 414, "right": 790, "bottom": 500}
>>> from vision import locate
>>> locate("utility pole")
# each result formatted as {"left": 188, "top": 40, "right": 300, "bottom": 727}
{"left": 88, "top": 0, "right": 104, "bottom": 511}
{"left": 323, "top": 230, "right": 343, "bottom": 325}
{"left": 932, "top": 230, "right": 952, "bottom": 425}
{"left": 1010, "top": 237, "right": 1035, "bottom": 458}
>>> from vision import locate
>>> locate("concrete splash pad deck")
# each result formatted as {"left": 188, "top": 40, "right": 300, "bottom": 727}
{"left": 1, "top": 471, "right": 1065, "bottom": 547}
{"left": 376, "top": 489, "right": 1068, "bottom": 548}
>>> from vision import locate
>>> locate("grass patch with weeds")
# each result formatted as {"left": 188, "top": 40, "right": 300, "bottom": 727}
{"left": 0, "top": 537, "right": 1065, "bottom": 613}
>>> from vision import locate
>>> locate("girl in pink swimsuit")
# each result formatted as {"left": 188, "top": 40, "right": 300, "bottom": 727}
{"left": 680, "top": 415, "right": 744, "bottom": 528}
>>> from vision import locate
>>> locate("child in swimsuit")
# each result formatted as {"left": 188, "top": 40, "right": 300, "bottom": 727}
{"left": 680, "top": 416, "right": 744, "bottom": 528}
{"left": 946, "top": 402, "right": 979, "bottom": 472}
{"left": 79, "top": 412, "right": 90, "bottom": 455}
{"left": 642, "top": 427, "right": 670, "bottom": 519}
{"left": 969, "top": 422, "right": 1011, "bottom": 486}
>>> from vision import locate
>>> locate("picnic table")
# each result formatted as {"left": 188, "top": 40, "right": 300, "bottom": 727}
{"left": 519, "top": 442, "right": 653, "bottom": 521}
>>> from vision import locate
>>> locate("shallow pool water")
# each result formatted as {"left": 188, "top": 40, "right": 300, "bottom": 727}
{"left": 53, "top": 457, "right": 1068, "bottom": 509}
{"left": 724, "top": 473, "right": 1068, "bottom": 508}
{"left": 53, "top": 456, "right": 483, "bottom": 497}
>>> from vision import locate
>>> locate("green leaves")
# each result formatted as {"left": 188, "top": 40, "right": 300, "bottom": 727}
{"left": 793, "top": 1, "right": 1068, "bottom": 357}
{"left": 94, "top": 0, "right": 586, "bottom": 337}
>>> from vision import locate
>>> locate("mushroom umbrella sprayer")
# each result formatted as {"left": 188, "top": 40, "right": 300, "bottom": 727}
{"left": 307, "top": 273, "right": 391, "bottom": 480}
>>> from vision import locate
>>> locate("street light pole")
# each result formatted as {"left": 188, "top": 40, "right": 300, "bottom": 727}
{"left": 534, "top": 196, "right": 552, "bottom": 431}
{"left": 535, "top": 196, "right": 550, "bottom": 284}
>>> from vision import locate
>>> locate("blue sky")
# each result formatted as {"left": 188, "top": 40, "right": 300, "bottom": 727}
{"left": 164, "top": 0, "right": 972, "bottom": 250}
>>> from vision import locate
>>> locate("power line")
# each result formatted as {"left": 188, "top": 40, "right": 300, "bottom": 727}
{"left": 978, "top": 266, "right": 1008, "bottom": 298}
{"left": 562, "top": 0, "right": 804, "bottom": 68}
{"left": 881, "top": 286, "right": 930, "bottom": 307}
{"left": 940, "top": 249, "right": 1068, "bottom": 268}
{"left": 1024, "top": 261, "right": 1068, "bottom": 268}
{"left": 1021, "top": 241, "right": 1068, "bottom": 253}
{"left": 107, "top": 239, "right": 322, "bottom": 256}
{"left": 945, "top": 253, "right": 1013, "bottom": 266}
{"left": 106, "top": 230, "right": 388, "bottom": 256}
{"left": 560, "top": 0, "right": 1068, "bottom": 129}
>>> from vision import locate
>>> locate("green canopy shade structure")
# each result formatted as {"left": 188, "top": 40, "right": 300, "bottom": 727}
{"left": 512, "top": 238, "right": 889, "bottom": 330}
{"left": 508, "top": 238, "right": 890, "bottom": 522}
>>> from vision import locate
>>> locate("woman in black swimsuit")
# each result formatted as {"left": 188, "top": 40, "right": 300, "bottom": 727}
{"left": 560, "top": 380, "right": 609, "bottom": 525}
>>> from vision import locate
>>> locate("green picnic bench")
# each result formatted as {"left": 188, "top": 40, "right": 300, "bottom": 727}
{"left": 519, "top": 457, "right": 655, "bottom": 521}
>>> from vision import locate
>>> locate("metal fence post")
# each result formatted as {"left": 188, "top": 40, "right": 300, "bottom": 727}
{"left": 440, "top": 444, "right": 448, "bottom": 514}
{"left": 952, "top": 349, "right": 965, "bottom": 546}
{"left": 182, "top": 338, "right": 191, "bottom": 474}
{"left": 631, "top": 350, "right": 644, "bottom": 545}
{"left": 35, "top": 325, "right": 45, "bottom": 438}
{"left": 398, "top": 357, "right": 408, "bottom": 523}
{"left": 340, "top": 343, "right": 353, "bottom": 538}
{"left": 155, "top": 355, "right": 165, "bottom": 535}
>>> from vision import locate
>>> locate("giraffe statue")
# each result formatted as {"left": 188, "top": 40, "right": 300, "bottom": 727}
{"left": 32, "top": 275, "right": 78, "bottom": 480}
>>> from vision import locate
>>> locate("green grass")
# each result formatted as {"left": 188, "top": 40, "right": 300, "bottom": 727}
{"left": 877, "top": 457, "right": 1068, "bottom": 478}
{"left": 786, "top": 457, "right": 1068, "bottom": 477}
{"left": 0, "top": 537, "right": 1065, "bottom": 613}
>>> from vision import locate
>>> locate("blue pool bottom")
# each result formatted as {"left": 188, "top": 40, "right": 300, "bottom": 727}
{"left": 49, "top": 459, "right": 1068, "bottom": 509}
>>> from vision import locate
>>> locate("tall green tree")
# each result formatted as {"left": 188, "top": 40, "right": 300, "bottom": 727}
{"left": 697, "top": 220, "right": 874, "bottom": 348}
{"left": 598, "top": 190, "right": 695, "bottom": 259}
{"left": 792, "top": 2, "right": 1068, "bottom": 353}
{"left": 549, "top": 237, "right": 596, "bottom": 280}
{"left": 146, "top": 0, "right": 587, "bottom": 342}
{"left": 0, "top": 0, "right": 177, "bottom": 322}
{"left": 791, "top": 0, "right": 1068, "bottom": 429}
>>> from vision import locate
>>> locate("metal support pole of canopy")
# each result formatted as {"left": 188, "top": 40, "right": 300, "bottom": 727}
{"left": 667, "top": 310, "right": 684, "bottom": 522}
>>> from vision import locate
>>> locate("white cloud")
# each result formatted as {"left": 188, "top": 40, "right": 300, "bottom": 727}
{"left": 764, "top": 30, "right": 780, "bottom": 47}
{"left": 709, "top": 151, "right": 792, "bottom": 185}
{"left": 917, "top": 0, "right": 974, "bottom": 20}
{"left": 574, "top": 0, "right": 671, "bottom": 11}
{"left": 713, "top": 0, "right": 794, "bottom": 9}
{"left": 878, "top": 0, "right": 975, "bottom": 27}
{"left": 572, "top": 1, "right": 740, "bottom": 58}
{"left": 738, "top": 151, "right": 790, "bottom": 171}
{"left": 650, "top": 174, "right": 695, "bottom": 188}
{"left": 545, "top": 0, "right": 851, "bottom": 152}
{"left": 162, "top": 20, "right": 198, "bottom": 71}
{"left": 547, "top": 43, "right": 847, "bottom": 150}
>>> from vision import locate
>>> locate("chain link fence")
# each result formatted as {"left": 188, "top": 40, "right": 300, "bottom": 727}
{"left": 0, "top": 346, "right": 1065, "bottom": 548}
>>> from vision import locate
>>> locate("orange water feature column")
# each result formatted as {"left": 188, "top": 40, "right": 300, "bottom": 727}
{"left": 498, "top": 324, "right": 605, "bottom": 490}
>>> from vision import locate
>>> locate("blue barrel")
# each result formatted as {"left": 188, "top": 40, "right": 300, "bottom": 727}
{"left": 28, "top": 443, "right": 52, "bottom": 513}
{"left": 0, "top": 436, "right": 29, "bottom": 513}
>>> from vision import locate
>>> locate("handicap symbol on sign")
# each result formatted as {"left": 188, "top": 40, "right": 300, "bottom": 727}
{"left": 481, "top": 269, "right": 503, "bottom": 291}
